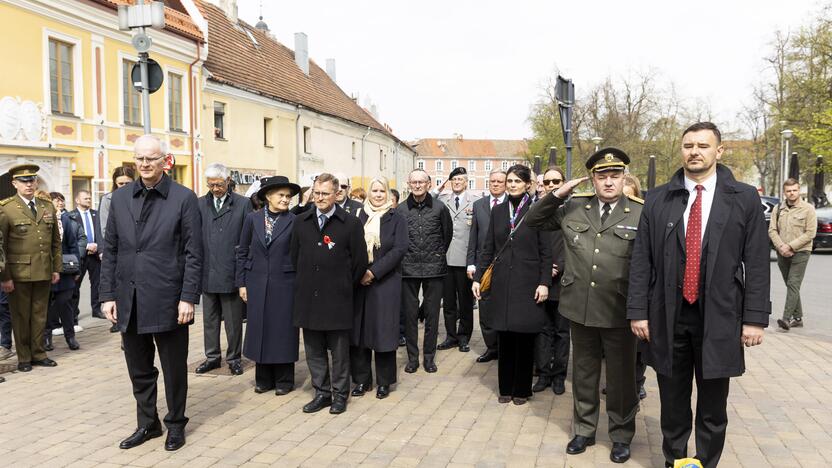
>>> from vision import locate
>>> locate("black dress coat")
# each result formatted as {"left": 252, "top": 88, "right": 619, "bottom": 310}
{"left": 199, "top": 192, "right": 251, "bottom": 294}
{"left": 236, "top": 210, "right": 298, "bottom": 364}
{"left": 290, "top": 205, "right": 368, "bottom": 331}
{"left": 475, "top": 199, "right": 553, "bottom": 333}
{"left": 352, "top": 208, "right": 408, "bottom": 352}
{"left": 100, "top": 174, "right": 203, "bottom": 334}
{"left": 53, "top": 213, "right": 80, "bottom": 292}
{"left": 627, "top": 164, "right": 771, "bottom": 379}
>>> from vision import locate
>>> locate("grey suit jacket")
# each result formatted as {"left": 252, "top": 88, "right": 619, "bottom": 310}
{"left": 466, "top": 195, "right": 504, "bottom": 271}
{"left": 438, "top": 191, "right": 480, "bottom": 267}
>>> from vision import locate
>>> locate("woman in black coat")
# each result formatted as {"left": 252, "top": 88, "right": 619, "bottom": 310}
{"left": 350, "top": 177, "right": 408, "bottom": 399}
{"left": 45, "top": 194, "right": 81, "bottom": 351}
{"left": 236, "top": 176, "right": 301, "bottom": 395}
{"left": 473, "top": 165, "right": 553, "bottom": 405}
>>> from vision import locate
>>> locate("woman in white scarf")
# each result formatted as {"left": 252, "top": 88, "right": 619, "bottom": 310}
{"left": 351, "top": 176, "right": 409, "bottom": 399}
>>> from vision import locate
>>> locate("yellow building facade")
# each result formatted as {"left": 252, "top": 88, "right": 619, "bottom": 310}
{"left": 0, "top": 0, "right": 204, "bottom": 203}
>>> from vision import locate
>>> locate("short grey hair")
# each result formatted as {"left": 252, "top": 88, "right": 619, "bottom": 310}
{"left": 205, "top": 162, "right": 229, "bottom": 179}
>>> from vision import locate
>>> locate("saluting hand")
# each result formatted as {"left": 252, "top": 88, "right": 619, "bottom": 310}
{"left": 554, "top": 176, "right": 590, "bottom": 199}
{"left": 631, "top": 319, "right": 649, "bottom": 342}
{"left": 177, "top": 301, "right": 195, "bottom": 325}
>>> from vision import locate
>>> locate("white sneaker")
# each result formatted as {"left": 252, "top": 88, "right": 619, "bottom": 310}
{"left": 74, "top": 325, "right": 83, "bottom": 332}
{"left": 52, "top": 328, "right": 64, "bottom": 336}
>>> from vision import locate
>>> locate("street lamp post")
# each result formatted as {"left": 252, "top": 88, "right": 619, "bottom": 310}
{"left": 118, "top": 0, "right": 165, "bottom": 135}
{"left": 591, "top": 136, "right": 602, "bottom": 152}
{"left": 781, "top": 128, "right": 794, "bottom": 199}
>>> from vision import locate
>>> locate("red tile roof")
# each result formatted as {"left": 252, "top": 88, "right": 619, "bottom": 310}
{"left": 412, "top": 138, "right": 529, "bottom": 159}
{"left": 196, "top": 0, "right": 402, "bottom": 142}
{"left": 86, "top": 0, "right": 204, "bottom": 42}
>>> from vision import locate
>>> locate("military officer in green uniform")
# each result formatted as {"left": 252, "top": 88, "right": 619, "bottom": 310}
{"left": 526, "top": 148, "right": 642, "bottom": 464}
{"left": 0, "top": 164, "right": 61, "bottom": 372}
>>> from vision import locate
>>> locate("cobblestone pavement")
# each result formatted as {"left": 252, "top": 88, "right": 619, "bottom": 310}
{"left": 1, "top": 253, "right": 831, "bottom": 467}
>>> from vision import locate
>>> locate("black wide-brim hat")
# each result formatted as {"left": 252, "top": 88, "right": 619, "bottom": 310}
{"left": 257, "top": 175, "right": 300, "bottom": 200}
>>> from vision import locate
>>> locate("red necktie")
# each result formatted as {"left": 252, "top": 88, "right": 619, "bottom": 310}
{"left": 491, "top": 197, "right": 498, "bottom": 210}
{"left": 683, "top": 185, "right": 704, "bottom": 303}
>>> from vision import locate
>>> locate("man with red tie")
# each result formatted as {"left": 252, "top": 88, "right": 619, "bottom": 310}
{"left": 628, "top": 122, "right": 770, "bottom": 468}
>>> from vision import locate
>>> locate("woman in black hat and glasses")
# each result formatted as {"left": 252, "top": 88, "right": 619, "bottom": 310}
{"left": 236, "top": 176, "right": 301, "bottom": 395}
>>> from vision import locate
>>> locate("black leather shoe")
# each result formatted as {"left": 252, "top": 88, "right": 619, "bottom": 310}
{"left": 32, "top": 358, "right": 57, "bottom": 367}
{"left": 17, "top": 362, "right": 32, "bottom": 372}
{"left": 119, "top": 423, "right": 163, "bottom": 449}
{"left": 254, "top": 385, "right": 274, "bottom": 394}
{"left": 351, "top": 383, "right": 371, "bottom": 397}
{"left": 302, "top": 395, "right": 332, "bottom": 413}
{"left": 436, "top": 339, "right": 458, "bottom": 350}
{"left": 458, "top": 342, "right": 470, "bottom": 353}
{"left": 109, "top": 323, "right": 120, "bottom": 333}
{"left": 0, "top": 376, "right": 4, "bottom": 383}
{"left": 476, "top": 351, "right": 498, "bottom": 363}
{"left": 228, "top": 361, "right": 244, "bottom": 376}
{"left": 532, "top": 376, "right": 552, "bottom": 392}
{"left": 777, "top": 318, "right": 790, "bottom": 331}
{"left": 398, "top": 336, "right": 406, "bottom": 347}
{"left": 195, "top": 360, "right": 221, "bottom": 374}
{"left": 610, "top": 442, "right": 631, "bottom": 463}
{"left": 404, "top": 362, "right": 419, "bottom": 373}
{"left": 566, "top": 435, "right": 595, "bottom": 455}
{"left": 275, "top": 387, "right": 293, "bottom": 396}
{"left": 424, "top": 361, "right": 438, "bottom": 373}
{"left": 329, "top": 397, "right": 347, "bottom": 414}
{"left": 376, "top": 385, "right": 390, "bottom": 399}
{"left": 44, "top": 335, "right": 54, "bottom": 351}
{"left": 638, "top": 385, "right": 647, "bottom": 400}
{"left": 552, "top": 379, "right": 566, "bottom": 395}
{"left": 164, "top": 427, "right": 186, "bottom": 451}
{"left": 66, "top": 337, "right": 80, "bottom": 350}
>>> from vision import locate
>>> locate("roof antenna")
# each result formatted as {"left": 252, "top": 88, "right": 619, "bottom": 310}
{"left": 255, "top": 0, "right": 269, "bottom": 32}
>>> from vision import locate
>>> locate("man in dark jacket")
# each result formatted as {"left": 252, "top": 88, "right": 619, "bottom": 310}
{"left": 68, "top": 190, "right": 101, "bottom": 324}
{"left": 291, "top": 173, "right": 368, "bottom": 415}
{"left": 101, "top": 135, "right": 203, "bottom": 452}
{"left": 195, "top": 163, "right": 251, "bottom": 376}
{"left": 628, "top": 122, "right": 770, "bottom": 468}
{"left": 397, "top": 169, "right": 452, "bottom": 374}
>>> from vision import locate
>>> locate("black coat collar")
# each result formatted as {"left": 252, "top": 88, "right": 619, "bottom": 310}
{"left": 667, "top": 164, "right": 739, "bottom": 194}
{"left": 132, "top": 173, "right": 172, "bottom": 199}
{"left": 301, "top": 203, "right": 348, "bottom": 223}
{"left": 406, "top": 193, "right": 433, "bottom": 210}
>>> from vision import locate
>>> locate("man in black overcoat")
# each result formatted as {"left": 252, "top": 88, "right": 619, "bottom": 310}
{"left": 291, "top": 173, "right": 368, "bottom": 414}
{"left": 101, "top": 135, "right": 203, "bottom": 452}
{"left": 628, "top": 122, "right": 770, "bottom": 468}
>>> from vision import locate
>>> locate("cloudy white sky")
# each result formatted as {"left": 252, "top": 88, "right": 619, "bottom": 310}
{"left": 237, "top": 0, "right": 823, "bottom": 141}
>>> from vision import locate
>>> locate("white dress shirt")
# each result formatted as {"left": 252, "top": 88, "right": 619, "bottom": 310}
{"left": 599, "top": 200, "right": 618, "bottom": 219}
{"left": 683, "top": 172, "right": 717, "bottom": 241}
{"left": 77, "top": 207, "right": 95, "bottom": 243}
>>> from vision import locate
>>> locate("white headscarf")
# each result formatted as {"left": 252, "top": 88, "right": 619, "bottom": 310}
{"left": 362, "top": 177, "right": 393, "bottom": 263}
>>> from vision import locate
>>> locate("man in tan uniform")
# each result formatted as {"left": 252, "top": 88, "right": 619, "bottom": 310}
{"left": 0, "top": 164, "right": 61, "bottom": 372}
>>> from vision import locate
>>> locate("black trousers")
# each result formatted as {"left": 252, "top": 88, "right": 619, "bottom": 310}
{"left": 441, "top": 266, "right": 474, "bottom": 344}
{"left": 498, "top": 331, "right": 535, "bottom": 398}
{"left": 255, "top": 363, "right": 295, "bottom": 391}
{"left": 302, "top": 329, "right": 350, "bottom": 399}
{"left": 402, "top": 277, "right": 442, "bottom": 366}
{"left": 534, "top": 300, "right": 570, "bottom": 381}
{"left": 72, "top": 255, "right": 101, "bottom": 322}
{"left": 478, "top": 297, "right": 498, "bottom": 354}
{"left": 657, "top": 301, "right": 730, "bottom": 468}
{"left": 350, "top": 346, "right": 397, "bottom": 386}
{"left": 636, "top": 351, "right": 647, "bottom": 388}
{"left": 0, "top": 290, "right": 10, "bottom": 349}
{"left": 46, "top": 288, "right": 75, "bottom": 339}
{"left": 122, "top": 303, "right": 189, "bottom": 429}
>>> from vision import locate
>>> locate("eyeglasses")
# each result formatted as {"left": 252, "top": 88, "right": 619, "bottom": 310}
{"left": 543, "top": 178, "right": 563, "bottom": 186}
{"left": 207, "top": 182, "right": 227, "bottom": 189}
{"left": 134, "top": 155, "right": 165, "bottom": 164}
{"left": 312, "top": 191, "right": 334, "bottom": 198}
{"left": 339, "top": 184, "right": 349, "bottom": 190}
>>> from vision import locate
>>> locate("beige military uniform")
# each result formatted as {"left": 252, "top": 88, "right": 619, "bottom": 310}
{"left": 0, "top": 195, "right": 62, "bottom": 364}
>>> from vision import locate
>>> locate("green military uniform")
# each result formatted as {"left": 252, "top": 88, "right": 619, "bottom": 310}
{"left": 526, "top": 148, "right": 643, "bottom": 446}
{"left": 0, "top": 164, "right": 62, "bottom": 367}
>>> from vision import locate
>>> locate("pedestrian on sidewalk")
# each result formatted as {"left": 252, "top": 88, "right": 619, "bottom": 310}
{"left": 101, "top": 135, "right": 203, "bottom": 452}
{"left": 68, "top": 190, "right": 102, "bottom": 325}
{"left": 769, "top": 178, "right": 817, "bottom": 331}
{"left": 99, "top": 166, "right": 136, "bottom": 334}
{"left": 43, "top": 192, "right": 81, "bottom": 352}
{"left": 628, "top": 122, "right": 770, "bottom": 468}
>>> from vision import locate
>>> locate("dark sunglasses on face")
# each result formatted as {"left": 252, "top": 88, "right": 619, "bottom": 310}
{"left": 340, "top": 184, "right": 349, "bottom": 190}
{"left": 543, "top": 178, "right": 563, "bottom": 186}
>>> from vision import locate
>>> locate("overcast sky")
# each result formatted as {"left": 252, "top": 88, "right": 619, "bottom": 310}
{"left": 237, "top": 0, "right": 823, "bottom": 141}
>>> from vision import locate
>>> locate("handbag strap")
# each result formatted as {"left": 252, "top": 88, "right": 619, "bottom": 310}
{"left": 492, "top": 215, "right": 525, "bottom": 263}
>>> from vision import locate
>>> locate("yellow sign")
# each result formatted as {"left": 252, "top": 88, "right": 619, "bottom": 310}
{"left": 674, "top": 458, "right": 703, "bottom": 468}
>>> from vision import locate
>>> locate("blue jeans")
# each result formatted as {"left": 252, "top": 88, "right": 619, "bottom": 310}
{"left": 0, "top": 290, "right": 11, "bottom": 349}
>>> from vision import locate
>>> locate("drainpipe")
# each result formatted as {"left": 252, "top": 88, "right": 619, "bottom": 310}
{"left": 393, "top": 141, "right": 401, "bottom": 189}
{"left": 295, "top": 106, "right": 302, "bottom": 182}
{"left": 188, "top": 39, "right": 201, "bottom": 191}
{"left": 360, "top": 126, "right": 371, "bottom": 188}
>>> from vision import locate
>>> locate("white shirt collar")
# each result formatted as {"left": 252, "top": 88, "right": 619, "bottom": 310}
{"left": 684, "top": 172, "right": 717, "bottom": 193}
{"left": 317, "top": 205, "right": 336, "bottom": 219}
{"left": 77, "top": 207, "right": 90, "bottom": 214}
{"left": 490, "top": 193, "right": 506, "bottom": 203}
{"left": 19, "top": 194, "right": 35, "bottom": 206}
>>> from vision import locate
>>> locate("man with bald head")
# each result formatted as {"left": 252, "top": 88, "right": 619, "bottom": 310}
{"left": 101, "top": 135, "right": 203, "bottom": 452}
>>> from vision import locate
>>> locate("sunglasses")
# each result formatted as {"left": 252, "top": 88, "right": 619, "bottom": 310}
{"left": 542, "top": 178, "right": 563, "bottom": 186}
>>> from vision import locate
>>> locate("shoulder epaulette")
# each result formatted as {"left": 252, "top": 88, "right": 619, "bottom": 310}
{"left": 627, "top": 194, "right": 644, "bottom": 204}
{"left": 572, "top": 192, "right": 594, "bottom": 198}
{"left": 0, "top": 197, "right": 13, "bottom": 206}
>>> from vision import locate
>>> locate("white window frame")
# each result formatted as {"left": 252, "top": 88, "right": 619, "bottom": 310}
{"left": 501, "top": 160, "right": 509, "bottom": 171}
{"left": 484, "top": 160, "right": 493, "bottom": 171}
{"left": 43, "top": 28, "right": 84, "bottom": 118}
{"left": 163, "top": 66, "right": 189, "bottom": 133}
{"left": 416, "top": 160, "right": 425, "bottom": 170}
{"left": 117, "top": 51, "right": 141, "bottom": 127}
{"left": 468, "top": 179, "right": 475, "bottom": 190}
{"left": 468, "top": 160, "right": 476, "bottom": 172}
{"left": 435, "top": 177, "right": 443, "bottom": 187}
{"left": 435, "top": 160, "right": 443, "bottom": 171}
{"left": 451, "top": 160, "right": 458, "bottom": 170}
